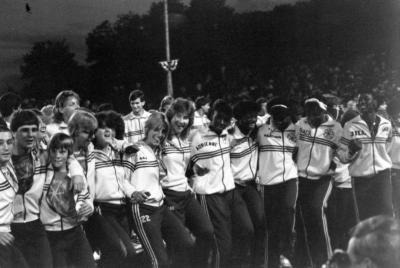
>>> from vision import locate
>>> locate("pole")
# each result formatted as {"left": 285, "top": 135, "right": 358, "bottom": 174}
{"left": 164, "top": 0, "right": 173, "bottom": 97}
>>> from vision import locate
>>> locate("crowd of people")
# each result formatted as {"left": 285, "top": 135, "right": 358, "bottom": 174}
{"left": 0, "top": 83, "right": 399, "bottom": 268}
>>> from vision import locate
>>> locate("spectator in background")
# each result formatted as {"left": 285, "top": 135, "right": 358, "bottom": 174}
{"left": 191, "top": 96, "right": 210, "bottom": 132}
{"left": 47, "top": 90, "right": 80, "bottom": 137}
{"left": 158, "top": 96, "right": 174, "bottom": 113}
{"left": 0, "top": 93, "right": 21, "bottom": 128}
{"left": 256, "top": 97, "right": 270, "bottom": 127}
{"left": 123, "top": 90, "right": 151, "bottom": 144}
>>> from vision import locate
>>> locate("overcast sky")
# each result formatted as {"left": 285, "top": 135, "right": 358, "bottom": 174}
{"left": 0, "top": 0, "right": 299, "bottom": 88}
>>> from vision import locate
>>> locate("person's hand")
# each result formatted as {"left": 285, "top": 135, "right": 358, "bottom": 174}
{"left": 349, "top": 139, "right": 362, "bottom": 156}
{"left": 70, "top": 175, "right": 85, "bottom": 194}
{"left": 0, "top": 232, "right": 14, "bottom": 246}
{"left": 193, "top": 164, "right": 209, "bottom": 176}
{"left": 131, "top": 191, "right": 149, "bottom": 204}
{"left": 77, "top": 202, "right": 93, "bottom": 218}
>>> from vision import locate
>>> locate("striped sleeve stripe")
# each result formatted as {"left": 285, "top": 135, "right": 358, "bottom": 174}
{"left": 340, "top": 137, "right": 351, "bottom": 145}
{"left": 299, "top": 135, "right": 337, "bottom": 148}
{"left": 259, "top": 145, "right": 295, "bottom": 153}
{"left": 230, "top": 144, "right": 257, "bottom": 159}
{"left": 125, "top": 130, "right": 144, "bottom": 137}
{"left": 191, "top": 148, "right": 230, "bottom": 163}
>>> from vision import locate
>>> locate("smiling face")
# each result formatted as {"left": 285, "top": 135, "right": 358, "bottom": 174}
{"left": 145, "top": 125, "right": 166, "bottom": 148}
{"left": 170, "top": 113, "right": 189, "bottom": 136}
{"left": 357, "top": 94, "right": 376, "bottom": 115}
{"left": 0, "top": 131, "right": 13, "bottom": 166}
{"left": 130, "top": 97, "right": 145, "bottom": 116}
{"left": 14, "top": 124, "right": 38, "bottom": 151}
{"left": 94, "top": 127, "right": 113, "bottom": 149}
{"left": 237, "top": 112, "right": 257, "bottom": 135}
{"left": 50, "top": 148, "right": 69, "bottom": 170}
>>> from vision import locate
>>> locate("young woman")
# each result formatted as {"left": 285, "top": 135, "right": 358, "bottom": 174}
{"left": 87, "top": 110, "right": 138, "bottom": 268}
{"left": 47, "top": 90, "right": 80, "bottom": 137}
{"left": 40, "top": 133, "right": 95, "bottom": 268}
{"left": 161, "top": 98, "right": 214, "bottom": 267}
{"left": 0, "top": 126, "right": 29, "bottom": 268}
{"left": 125, "top": 111, "right": 194, "bottom": 268}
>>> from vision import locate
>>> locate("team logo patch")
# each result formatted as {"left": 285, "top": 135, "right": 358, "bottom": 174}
{"left": 323, "top": 128, "right": 335, "bottom": 139}
{"left": 382, "top": 127, "right": 389, "bottom": 132}
{"left": 287, "top": 132, "right": 297, "bottom": 143}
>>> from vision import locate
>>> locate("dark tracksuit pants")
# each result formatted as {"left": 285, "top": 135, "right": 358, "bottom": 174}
{"left": 11, "top": 219, "right": 53, "bottom": 268}
{"left": 352, "top": 169, "right": 393, "bottom": 221}
{"left": 198, "top": 189, "right": 254, "bottom": 268}
{"left": 296, "top": 176, "right": 333, "bottom": 268}
{"left": 84, "top": 203, "right": 138, "bottom": 268}
{"left": 131, "top": 203, "right": 195, "bottom": 268}
{"left": 391, "top": 169, "right": 400, "bottom": 219}
{"left": 235, "top": 181, "right": 266, "bottom": 267}
{"left": 46, "top": 225, "right": 96, "bottom": 268}
{"left": 327, "top": 186, "right": 357, "bottom": 250}
{"left": 0, "top": 242, "right": 29, "bottom": 268}
{"left": 262, "top": 179, "right": 298, "bottom": 268}
{"left": 164, "top": 189, "right": 214, "bottom": 268}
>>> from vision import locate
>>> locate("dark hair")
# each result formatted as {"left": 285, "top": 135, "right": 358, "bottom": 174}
{"left": 10, "top": 109, "right": 39, "bottom": 132}
{"left": 48, "top": 133, "right": 74, "bottom": 156}
{"left": 350, "top": 216, "right": 400, "bottom": 268}
{"left": 267, "top": 97, "right": 292, "bottom": 120}
{"left": 195, "top": 96, "right": 210, "bottom": 110}
{"left": 95, "top": 110, "right": 125, "bottom": 140}
{"left": 159, "top": 96, "right": 174, "bottom": 113}
{"left": 233, "top": 101, "right": 259, "bottom": 120}
{"left": 208, "top": 99, "right": 233, "bottom": 121}
{"left": 0, "top": 125, "right": 11, "bottom": 135}
{"left": 53, "top": 90, "right": 80, "bottom": 123}
{"left": 256, "top": 97, "right": 267, "bottom": 105}
{"left": 166, "top": 98, "right": 195, "bottom": 139}
{"left": 0, "top": 93, "right": 21, "bottom": 118}
{"left": 129, "top": 90, "right": 144, "bottom": 102}
{"left": 97, "top": 103, "right": 114, "bottom": 112}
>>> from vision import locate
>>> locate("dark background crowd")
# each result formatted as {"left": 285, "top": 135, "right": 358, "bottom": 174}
{"left": 0, "top": 0, "right": 398, "bottom": 112}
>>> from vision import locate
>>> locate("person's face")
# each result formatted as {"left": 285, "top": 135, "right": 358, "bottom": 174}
{"left": 75, "top": 127, "right": 94, "bottom": 149}
{"left": 50, "top": 148, "right": 69, "bottom": 170}
{"left": 347, "top": 100, "right": 357, "bottom": 111}
{"left": 210, "top": 111, "right": 231, "bottom": 134}
{"left": 305, "top": 106, "right": 325, "bottom": 127}
{"left": 130, "top": 97, "right": 145, "bottom": 115}
{"left": 37, "top": 117, "right": 46, "bottom": 141}
{"left": 145, "top": 124, "right": 166, "bottom": 148}
{"left": 357, "top": 94, "right": 376, "bottom": 114}
{"left": 94, "top": 127, "right": 113, "bottom": 149}
{"left": 273, "top": 114, "right": 291, "bottom": 132}
{"left": 171, "top": 113, "right": 189, "bottom": 136}
{"left": 202, "top": 103, "right": 210, "bottom": 114}
{"left": 237, "top": 112, "right": 257, "bottom": 134}
{"left": 14, "top": 124, "right": 38, "bottom": 150}
{"left": 61, "top": 96, "right": 80, "bottom": 121}
{"left": 0, "top": 131, "right": 13, "bottom": 165}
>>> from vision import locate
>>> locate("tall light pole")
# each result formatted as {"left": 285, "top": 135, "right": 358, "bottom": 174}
{"left": 163, "top": 0, "right": 173, "bottom": 97}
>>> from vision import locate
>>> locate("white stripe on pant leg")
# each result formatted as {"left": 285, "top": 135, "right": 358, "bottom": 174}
{"left": 199, "top": 195, "right": 220, "bottom": 268}
{"left": 351, "top": 177, "right": 360, "bottom": 223}
{"left": 299, "top": 204, "right": 313, "bottom": 268}
{"left": 321, "top": 180, "right": 333, "bottom": 258}
{"left": 131, "top": 204, "right": 159, "bottom": 268}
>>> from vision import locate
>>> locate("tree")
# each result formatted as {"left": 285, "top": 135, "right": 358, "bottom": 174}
{"left": 20, "top": 40, "right": 87, "bottom": 99}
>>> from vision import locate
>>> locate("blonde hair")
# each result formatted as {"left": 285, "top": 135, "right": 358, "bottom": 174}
{"left": 67, "top": 110, "right": 98, "bottom": 137}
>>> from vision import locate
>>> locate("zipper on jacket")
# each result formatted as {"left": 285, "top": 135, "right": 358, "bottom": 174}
{"left": 218, "top": 136, "right": 226, "bottom": 192}
{"left": 305, "top": 126, "right": 318, "bottom": 178}
{"left": 372, "top": 137, "right": 377, "bottom": 174}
